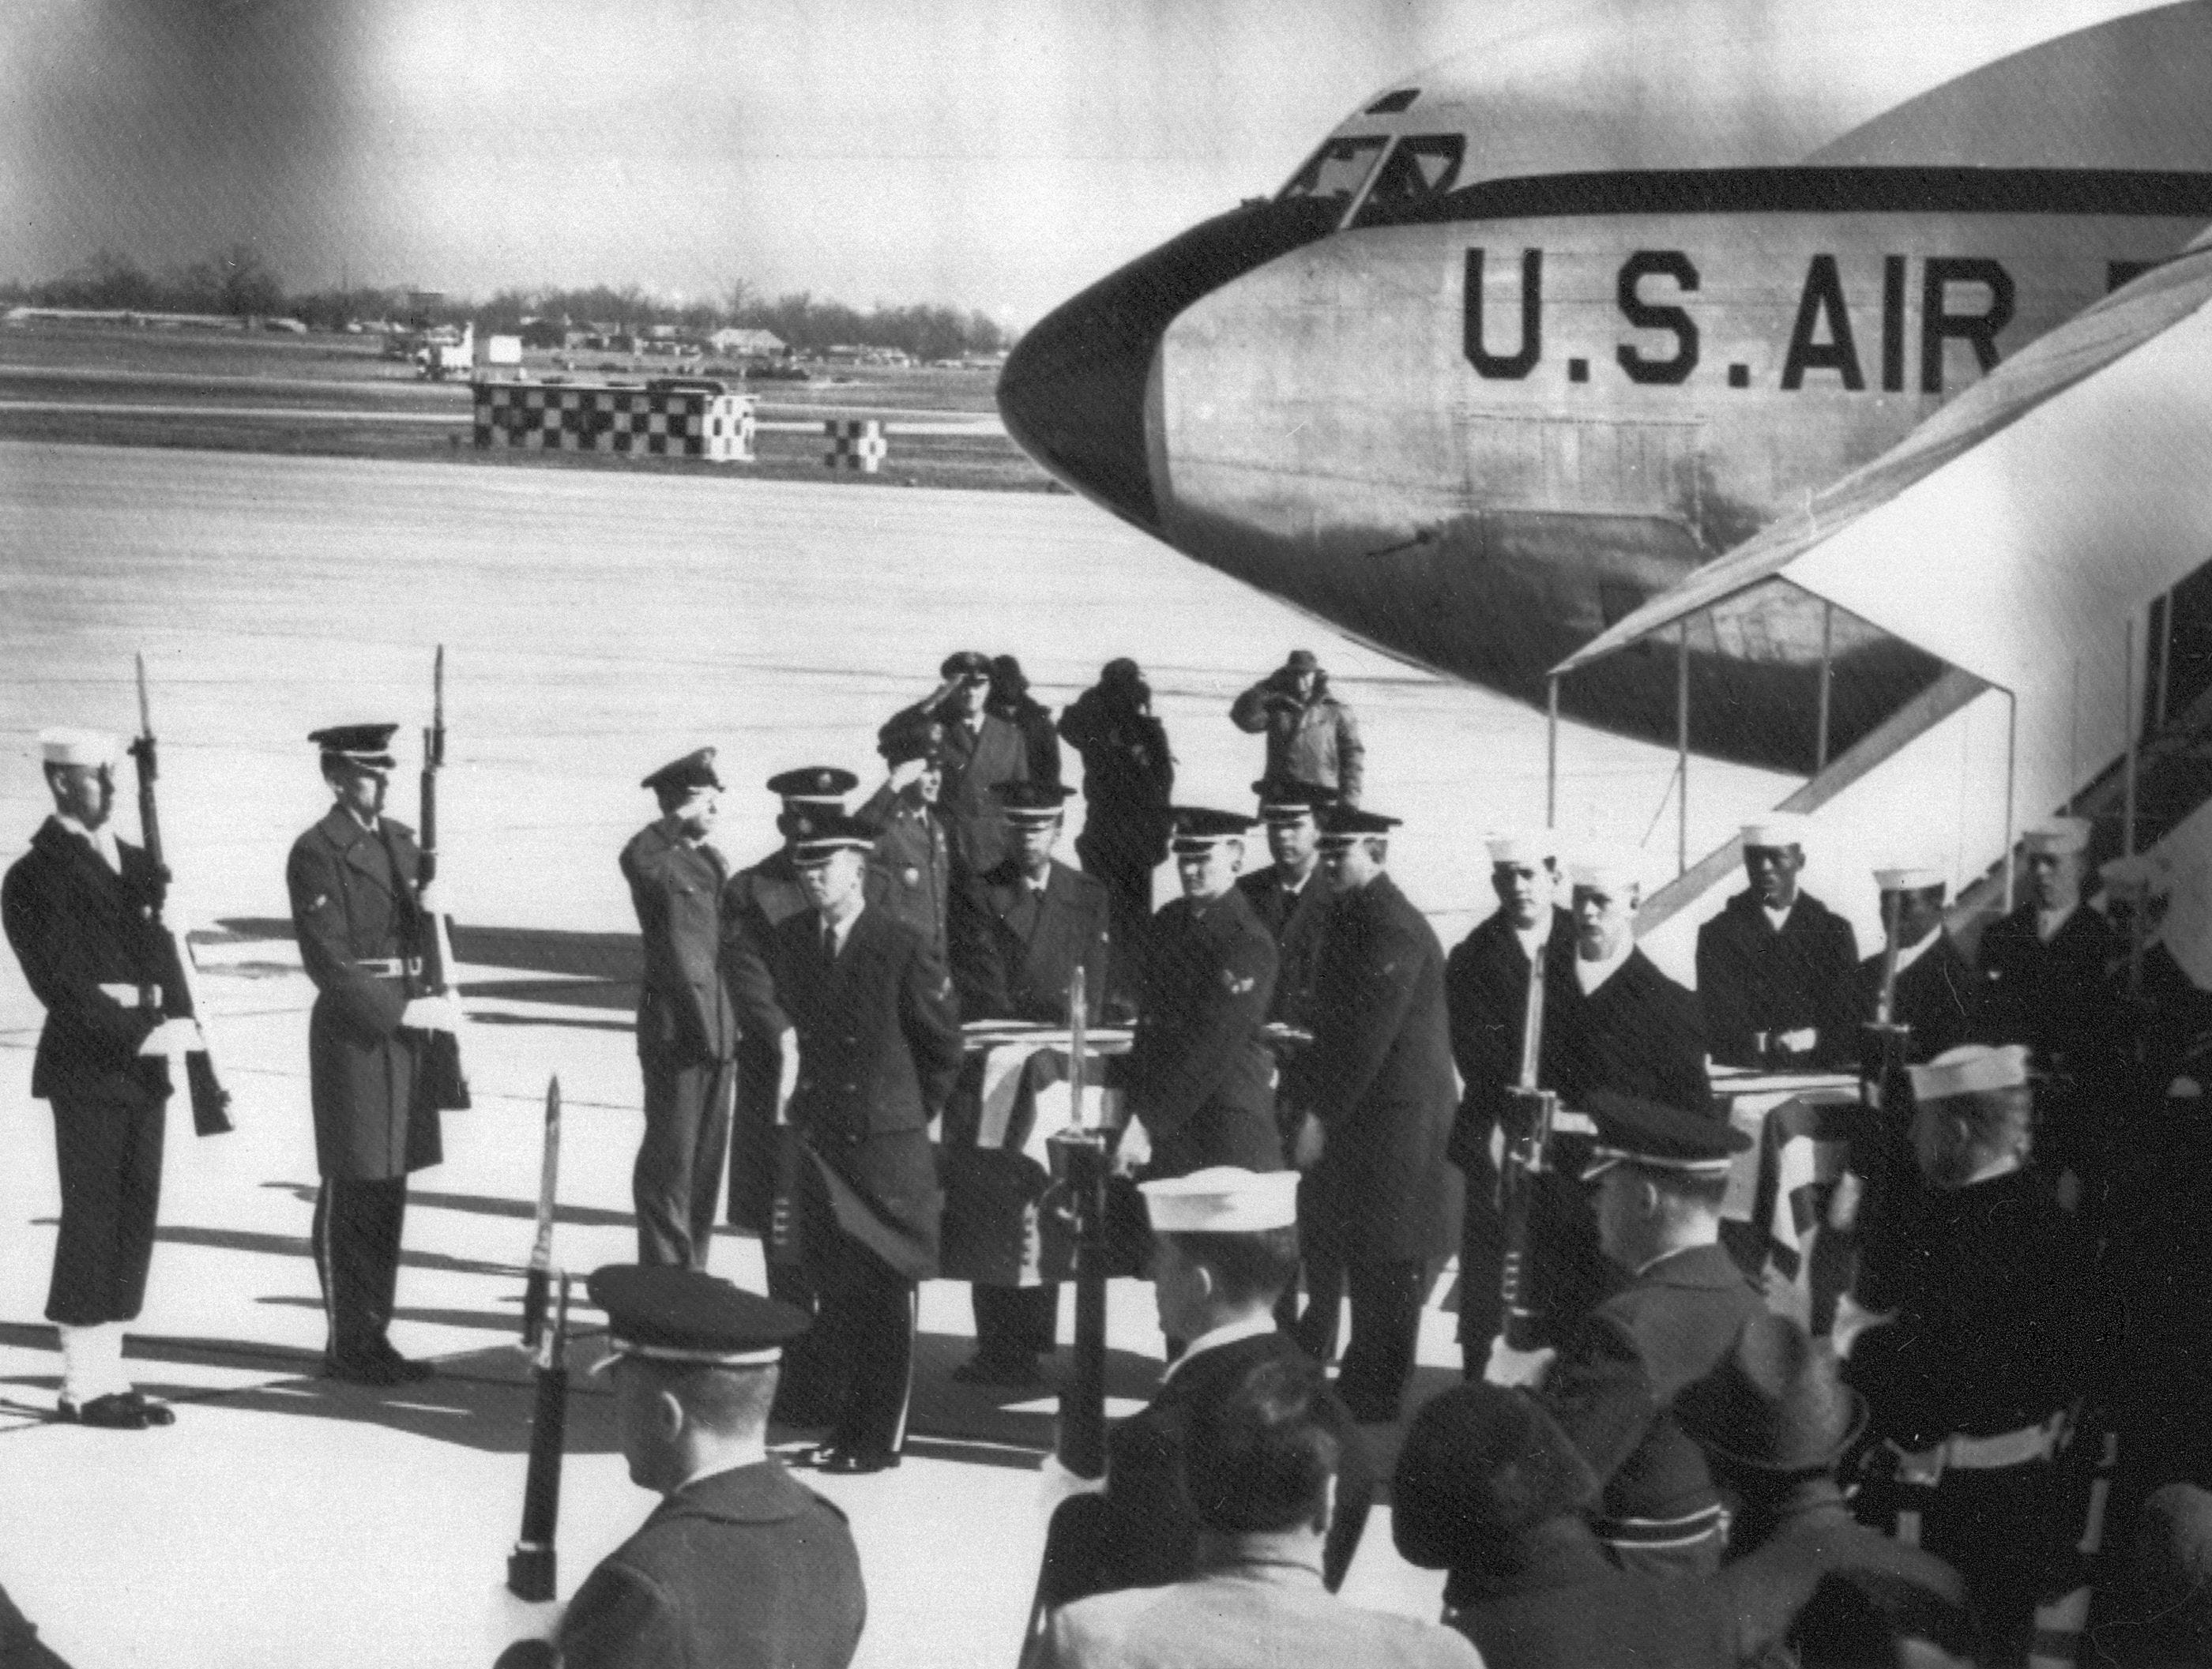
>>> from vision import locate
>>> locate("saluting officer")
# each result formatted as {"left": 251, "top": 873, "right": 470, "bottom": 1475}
{"left": 286, "top": 724, "right": 442, "bottom": 1385}
{"left": 620, "top": 748, "right": 739, "bottom": 1272}
{"left": 1125, "top": 809, "right": 1284, "bottom": 1178}
{"left": 727, "top": 810, "right": 963, "bottom": 1472}
{"left": 1290, "top": 806, "right": 1456, "bottom": 1423}
{"left": 1695, "top": 815, "right": 1860, "bottom": 1070}
{"left": 1491, "top": 1092, "right": 1762, "bottom": 1580}
{"left": 1443, "top": 832, "right": 1573, "bottom": 1372}
{"left": 860, "top": 712, "right": 954, "bottom": 962}
{"left": 894, "top": 650, "right": 1030, "bottom": 876}
{"left": 2, "top": 729, "right": 200, "bottom": 1428}
{"left": 943, "top": 779, "right": 1112, "bottom": 1385}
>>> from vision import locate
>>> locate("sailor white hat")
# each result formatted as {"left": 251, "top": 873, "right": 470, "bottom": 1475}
{"left": 38, "top": 728, "right": 121, "bottom": 769}
{"left": 1567, "top": 849, "right": 1642, "bottom": 895}
{"left": 1741, "top": 813, "right": 1811, "bottom": 850}
{"left": 1139, "top": 1166, "right": 1299, "bottom": 1235}
{"left": 1872, "top": 864, "right": 1945, "bottom": 893}
{"left": 1486, "top": 831, "right": 1556, "bottom": 867}
{"left": 2022, "top": 818, "right": 2092, "bottom": 856}
{"left": 1907, "top": 1043, "right": 2030, "bottom": 1102}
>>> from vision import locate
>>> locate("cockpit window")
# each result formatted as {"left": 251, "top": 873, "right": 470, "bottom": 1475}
{"left": 1278, "top": 136, "right": 1388, "bottom": 205}
{"left": 1352, "top": 134, "right": 1468, "bottom": 226}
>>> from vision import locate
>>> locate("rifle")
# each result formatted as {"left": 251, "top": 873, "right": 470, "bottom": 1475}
{"left": 492, "top": 1270, "right": 570, "bottom": 1667}
{"left": 1046, "top": 964, "right": 1111, "bottom": 1481}
{"left": 415, "top": 645, "right": 471, "bottom": 1110}
{"left": 129, "top": 653, "right": 233, "bottom": 1137}
{"left": 1841, "top": 888, "right": 1916, "bottom": 1298}
{"left": 1497, "top": 935, "right": 1558, "bottom": 1350}
{"left": 521, "top": 1078, "right": 562, "bottom": 1352}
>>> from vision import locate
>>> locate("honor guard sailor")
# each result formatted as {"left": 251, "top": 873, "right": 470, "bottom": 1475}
{"left": 1491, "top": 1092, "right": 1762, "bottom": 1581}
{"left": 1032, "top": 1168, "right": 1375, "bottom": 1611}
{"left": 619, "top": 748, "right": 738, "bottom": 1271}
{"left": 559, "top": 1266, "right": 864, "bottom": 1669}
{"left": 286, "top": 724, "right": 443, "bottom": 1385}
{"left": 1125, "top": 810, "right": 1284, "bottom": 1179}
{"left": 1443, "top": 832, "right": 1574, "bottom": 1370}
{"left": 943, "top": 780, "right": 1112, "bottom": 1385}
{"left": 1289, "top": 806, "right": 1455, "bottom": 1423}
{"left": 1695, "top": 815, "right": 1860, "bottom": 1070}
{"left": 727, "top": 810, "right": 962, "bottom": 1472}
{"left": 1855, "top": 865, "right": 1974, "bottom": 1062}
{"left": 3, "top": 729, "right": 201, "bottom": 1427}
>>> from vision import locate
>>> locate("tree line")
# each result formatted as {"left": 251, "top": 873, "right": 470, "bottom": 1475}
{"left": 3, "top": 247, "right": 1014, "bottom": 359}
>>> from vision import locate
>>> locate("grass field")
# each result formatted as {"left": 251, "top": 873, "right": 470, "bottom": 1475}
{"left": 0, "top": 320, "right": 1051, "bottom": 491}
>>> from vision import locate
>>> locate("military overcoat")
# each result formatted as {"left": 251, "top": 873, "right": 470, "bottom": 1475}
{"left": 1127, "top": 887, "right": 1283, "bottom": 1176}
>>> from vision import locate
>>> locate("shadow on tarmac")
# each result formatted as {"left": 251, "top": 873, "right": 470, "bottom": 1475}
{"left": 216, "top": 919, "right": 643, "bottom": 1015}
{"left": 140, "top": 1221, "right": 521, "bottom": 1279}
{"left": 259, "top": 1180, "right": 639, "bottom": 1231}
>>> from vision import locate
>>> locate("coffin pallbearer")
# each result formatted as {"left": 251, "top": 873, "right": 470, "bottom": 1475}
{"left": 724, "top": 766, "right": 858, "bottom": 1250}
{"left": 1056, "top": 658, "right": 1175, "bottom": 991}
{"left": 619, "top": 747, "right": 738, "bottom": 1272}
{"left": 1125, "top": 809, "right": 1283, "bottom": 1180}
{"left": 1033, "top": 1168, "right": 1375, "bottom": 1611}
{"left": 559, "top": 1265, "right": 864, "bottom": 1669}
{"left": 1236, "top": 777, "right": 1335, "bottom": 1039}
{"left": 1695, "top": 815, "right": 1860, "bottom": 1070}
{"left": 1026, "top": 1348, "right": 1458, "bottom": 1669}
{"left": 1443, "top": 831, "right": 1573, "bottom": 1372}
{"left": 859, "top": 713, "right": 954, "bottom": 961}
{"left": 728, "top": 810, "right": 962, "bottom": 1472}
{"left": 287, "top": 724, "right": 443, "bottom": 1386}
{"left": 1841, "top": 1043, "right": 2100, "bottom": 1665}
{"left": 891, "top": 649, "right": 1030, "bottom": 876}
{"left": 1488, "top": 1092, "right": 1762, "bottom": 1580}
{"left": 1288, "top": 806, "right": 1455, "bottom": 1423}
{"left": 1972, "top": 817, "right": 2121, "bottom": 1211}
{"left": 1853, "top": 865, "right": 1975, "bottom": 1062}
{"left": 1532, "top": 851, "right": 1713, "bottom": 1339}
{"left": 2, "top": 729, "right": 200, "bottom": 1427}
{"left": 943, "top": 780, "right": 1111, "bottom": 1385}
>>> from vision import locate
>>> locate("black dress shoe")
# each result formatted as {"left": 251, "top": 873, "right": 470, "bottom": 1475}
{"left": 811, "top": 1445, "right": 901, "bottom": 1475}
{"left": 119, "top": 1389, "right": 176, "bottom": 1426}
{"left": 376, "top": 1351, "right": 435, "bottom": 1382}
{"left": 56, "top": 1393, "right": 154, "bottom": 1430}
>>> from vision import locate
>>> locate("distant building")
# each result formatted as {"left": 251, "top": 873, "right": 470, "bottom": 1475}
{"left": 708, "top": 327, "right": 786, "bottom": 357}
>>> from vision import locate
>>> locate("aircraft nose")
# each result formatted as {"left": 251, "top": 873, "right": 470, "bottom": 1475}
{"left": 998, "top": 196, "right": 1341, "bottom": 530}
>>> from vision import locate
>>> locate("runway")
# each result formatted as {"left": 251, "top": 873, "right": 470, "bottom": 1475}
{"left": 0, "top": 439, "right": 1793, "bottom": 1667}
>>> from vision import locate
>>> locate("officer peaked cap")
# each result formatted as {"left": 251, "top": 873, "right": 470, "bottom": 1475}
{"left": 588, "top": 1265, "right": 808, "bottom": 1369}
{"left": 766, "top": 765, "right": 857, "bottom": 803}
{"left": 786, "top": 810, "right": 875, "bottom": 862}
{"left": 640, "top": 747, "right": 722, "bottom": 795}
{"left": 878, "top": 712, "right": 946, "bottom": 766}
{"left": 1168, "top": 807, "right": 1255, "bottom": 850}
{"left": 1251, "top": 777, "right": 1337, "bottom": 820}
{"left": 992, "top": 780, "right": 1074, "bottom": 823}
{"left": 940, "top": 650, "right": 992, "bottom": 680}
{"left": 1317, "top": 806, "right": 1401, "bottom": 844}
{"left": 310, "top": 723, "right": 399, "bottom": 770}
{"left": 1579, "top": 1090, "right": 1749, "bottom": 1181}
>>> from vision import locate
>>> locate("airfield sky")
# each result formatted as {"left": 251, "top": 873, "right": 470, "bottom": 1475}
{"left": 1, "top": 0, "right": 1485, "bottom": 325}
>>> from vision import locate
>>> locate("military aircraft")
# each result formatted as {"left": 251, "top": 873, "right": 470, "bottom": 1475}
{"left": 998, "top": 0, "right": 2212, "bottom": 772}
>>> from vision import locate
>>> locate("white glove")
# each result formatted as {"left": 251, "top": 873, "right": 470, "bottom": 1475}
{"left": 1114, "top": 1115, "right": 1152, "bottom": 1174}
{"left": 887, "top": 758, "right": 926, "bottom": 791}
{"left": 1483, "top": 1336, "right": 1557, "bottom": 1390}
{"left": 100, "top": 983, "right": 147, "bottom": 1006}
{"left": 415, "top": 879, "right": 446, "bottom": 917}
{"left": 401, "top": 994, "right": 465, "bottom": 1033}
{"left": 1779, "top": 1028, "right": 1818, "bottom": 1055}
{"left": 137, "top": 1017, "right": 208, "bottom": 1059}
{"left": 1828, "top": 1293, "right": 1891, "bottom": 1361}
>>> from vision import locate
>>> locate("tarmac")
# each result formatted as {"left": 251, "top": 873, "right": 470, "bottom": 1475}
{"left": 0, "top": 438, "right": 1796, "bottom": 1667}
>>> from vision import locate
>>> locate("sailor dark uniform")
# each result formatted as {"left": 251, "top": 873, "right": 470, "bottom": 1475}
{"left": 945, "top": 855, "right": 1112, "bottom": 1372}
{"left": 559, "top": 1460, "right": 865, "bottom": 1669}
{"left": 1845, "top": 1167, "right": 2098, "bottom": 1662}
{"left": 1127, "top": 887, "right": 1284, "bottom": 1177}
{"left": 287, "top": 806, "right": 441, "bottom": 1373}
{"left": 1033, "top": 1327, "right": 1375, "bottom": 1611}
{"left": 730, "top": 902, "right": 962, "bottom": 1460}
{"left": 1853, "top": 931, "right": 1977, "bottom": 1064}
{"left": 1295, "top": 870, "right": 1457, "bottom": 1419}
{"left": 1539, "top": 1242, "right": 1766, "bottom": 1577}
{"left": 619, "top": 820, "right": 738, "bottom": 1270}
{"left": 3, "top": 818, "right": 194, "bottom": 1329}
{"left": 1695, "top": 889, "right": 1860, "bottom": 1069}
{"left": 1443, "top": 906, "right": 1575, "bottom": 1361}
{"left": 1972, "top": 901, "right": 2121, "bottom": 1192}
